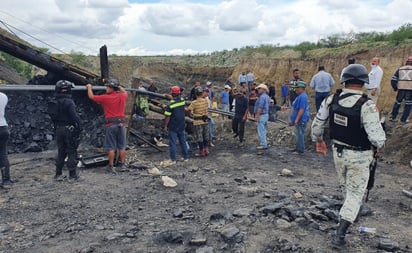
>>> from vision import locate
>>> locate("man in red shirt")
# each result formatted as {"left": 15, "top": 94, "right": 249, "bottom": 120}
{"left": 86, "top": 79, "right": 128, "bottom": 173}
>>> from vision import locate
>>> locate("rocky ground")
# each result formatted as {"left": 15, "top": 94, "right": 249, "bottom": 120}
{"left": 0, "top": 115, "right": 411, "bottom": 253}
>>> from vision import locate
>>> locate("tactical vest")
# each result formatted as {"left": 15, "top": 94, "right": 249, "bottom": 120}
{"left": 398, "top": 65, "right": 412, "bottom": 90}
{"left": 329, "top": 90, "right": 371, "bottom": 150}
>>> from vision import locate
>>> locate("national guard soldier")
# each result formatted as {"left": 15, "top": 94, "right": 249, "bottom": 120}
{"left": 52, "top": 80, "right": 82, "bottom": 181}
{"left": 310, "top": 64, "right": 386, "bottom": 247}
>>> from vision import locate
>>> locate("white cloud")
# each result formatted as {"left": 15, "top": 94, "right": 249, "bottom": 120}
{"left": 0, "top": 0, "right": 410, "bottom": 56}
{"left": 216, "top": 0, "right": 263, "bottom": 31}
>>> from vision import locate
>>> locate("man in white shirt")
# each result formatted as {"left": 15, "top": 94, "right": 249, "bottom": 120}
{"left": 365, "top": 57, "right": 383, "bottom": 104}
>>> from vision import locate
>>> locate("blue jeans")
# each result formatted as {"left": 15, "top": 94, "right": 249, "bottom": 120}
{"left": 209, "top": 118, "right": 215, "bottom": 140}
{"left": 169, "top": 130, "right": 189, "bottom": 161}
{"left": 295, "top": 122, "right": 307, "bottom": 153}
{"left": 222, "top": 104, "right": 229, "bottom": 112}
{"left": 315, "top": 92, "right": 329, "bottom": 112}
{"left": 257, "top": 114, "right": 268, "bottom": 147}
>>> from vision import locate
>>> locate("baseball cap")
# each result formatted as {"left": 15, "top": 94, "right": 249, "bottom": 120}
{"left": 296, "top": 80, "right": 306, "bottom": 88}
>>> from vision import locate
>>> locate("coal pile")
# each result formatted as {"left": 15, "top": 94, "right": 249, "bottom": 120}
{"left": 4, "top": 90, "right": 107, "bottom": 153}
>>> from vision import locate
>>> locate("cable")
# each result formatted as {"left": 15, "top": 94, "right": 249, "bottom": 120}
{"left": 0, "top": 19, "right": 69, "bottom": 55}
{"left": 0, "top": 20, "right": 17, "bottom": 37}
{"left": 0, "top": 10, "right": 96, "bottom": 53}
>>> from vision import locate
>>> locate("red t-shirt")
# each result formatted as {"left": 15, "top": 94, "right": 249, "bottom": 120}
{"left": 92, "top": 91, "right": 128, "bottom": 119}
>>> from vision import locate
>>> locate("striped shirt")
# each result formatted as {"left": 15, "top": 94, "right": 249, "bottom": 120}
{"left": 188, "top": 98, "right": 209, "bottom": 125}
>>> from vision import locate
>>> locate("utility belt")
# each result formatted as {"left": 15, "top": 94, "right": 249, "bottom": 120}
{"left": 193, "top": 115, "right": 210, "bottom": 122}
{"left": 334, "top": 143, "right": 371, "bottom": 157}
{"left": 105, "top": 117, "right": 126, "bottom": 124}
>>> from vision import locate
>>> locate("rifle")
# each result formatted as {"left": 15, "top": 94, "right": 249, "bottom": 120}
{"left": 365, "top": 150, "right": 378, "bottom": 202}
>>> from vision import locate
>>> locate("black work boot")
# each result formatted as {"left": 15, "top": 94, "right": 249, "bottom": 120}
{"left": 1, "top": 166, "right": 13, "bottom": 185}
{"left": 54, "top": 167, "right": 65, "bottom": 181}
{"left": 332, "top": 219, "right": 351, "bottom": 247}
{"left": 68, "top": 168, "right": 79, "bottom": 181}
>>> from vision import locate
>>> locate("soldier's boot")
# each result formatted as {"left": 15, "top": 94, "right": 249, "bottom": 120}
{"left": 332, "top": 219, "right": 351, "bottom": 247}
{"left": 54, "top": 167, "right": 65, "bottom": 181}
{"left": 1, "top": 166, "right": 13, "bottom": 185}
{"left": 68, "top": 168, "right": 79, "bottom": 181}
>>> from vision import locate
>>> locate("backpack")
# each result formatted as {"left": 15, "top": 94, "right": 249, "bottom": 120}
{"left": 47, "top": 98, "right": 61, "bottom": 123}
{"left": 135, "top": 95, "right": 149, "bottom": 117}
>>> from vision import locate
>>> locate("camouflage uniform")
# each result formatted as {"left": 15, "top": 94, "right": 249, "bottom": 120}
{"left": 311, "top": 88, "right": 386, "bottom": 223}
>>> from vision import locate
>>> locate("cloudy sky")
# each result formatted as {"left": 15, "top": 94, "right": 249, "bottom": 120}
{"left": 0, "top": 0, "right": 410, "bottom": 56}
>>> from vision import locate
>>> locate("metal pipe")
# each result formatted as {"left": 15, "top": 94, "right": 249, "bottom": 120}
{"left": 0, "top": 84, "right": 168, "bottom": 99}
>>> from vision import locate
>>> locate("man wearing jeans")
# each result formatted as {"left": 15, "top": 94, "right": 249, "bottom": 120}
{"left": 289, "top": 81, "right": 310, "bottom": 154}
{"left": 310, "top": 65, "right": 335, "bottom": 111}
{"left": 253, "top": 84, "right": 270, "bottom": 150}
{"left": 163, "top": 86, "right": 189, "bottom": 165}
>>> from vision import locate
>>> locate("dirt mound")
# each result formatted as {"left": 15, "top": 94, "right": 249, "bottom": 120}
{"left": 384, "top": 121, "right": 412, "bottom": 165}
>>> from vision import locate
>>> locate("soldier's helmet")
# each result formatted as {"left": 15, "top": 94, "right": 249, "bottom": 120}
{"left": 105, "top": 79, "right": 120, "bottom": 89}
{"left": 55, "top": 80, "right": 75, "bottom": 93}
{"left": 171, "top": 86, "right": 181, "bottom": 95}
{"left": 195, "top": 86, "right": 204, "bottom": 96}
{"left": 340, "top": 64, "right": 369, "bottom": 85}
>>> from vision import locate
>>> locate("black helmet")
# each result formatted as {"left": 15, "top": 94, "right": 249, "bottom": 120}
{"left": 195, "top": 86, "right": 204, "bottom": 96}
{"left": 340, "top": 64, "right": 369, "bottom": 85}
{"left": 55, "top": 80, "right": 75, "bottom": 93}
{"left": 105, "top": 79, "right": 120, "bottom": 89}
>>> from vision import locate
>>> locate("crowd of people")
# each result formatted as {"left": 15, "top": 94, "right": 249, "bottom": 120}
{"left": 1, "top": 56, "right": 411, "bottom": 249}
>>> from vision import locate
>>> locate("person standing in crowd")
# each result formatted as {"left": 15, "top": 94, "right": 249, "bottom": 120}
{"left": 206, "top": 81, "right": 215, "bottom": 100}
{"left": 189, "top": 81, "right": 201, "bottom": 101}
{"left": 220, "top": 85, "right": 231, "bottom": 114}
{"left": 187, "top": 86, "right": 210, "bottom": 157}
{"left": 269, "top": 99, "right": 281, "bottom": 122}
{"left": 366, "top": 57, "right": 383, "bottom": 104}
{"left": 53, "top": 80, "right": 82, "bottom": 181}
{"left": 289, "top": 69, "right": 304, "bottom": 104}
{"left": 238, "top": 72, "right": 247, "bottom": 88}
{"left": 289, "top": 81, "right": 310, "bottom": 154}
{"left": 311, "top": 64, "right": 386, "bottom": 248}
{"left": 310, "top": 65, "right": 335, "bottom": 111}
{"left": 340, "top": 58, "right": 356, "bottom": 79}
{"left": 147, "top": 79, "right": 159, "bottom": 99}
{"left": 0, "top": 91, "right": 13, "bottom": 188}
{"left": 204, "top": 87, "right": 215, "bottom": 147}
{"left": 163, "top": 86, "right": 189, "bottom": 166}
{"left": 87, "top": 79, "right": 128, "bottom": 174}
{"left": 248, "top": 88, "right": 258, "bottom": 117}
{"left": 252, "top": 83, "right": 270, "bottom": 150}
{"left": 389, "top": 56, "right": 412, "bottom": 123}
{"left": 225, "top": 78, "right": 234, "bottom": 88}
{"left": 246, "top": 71, "right": 255, "bottom": 92}
{"left": 232, "top": 91, "right": 248, "bottom": 147}
{"left": 268, "top": 81, "right": 277, "bottom": 105}
{"left": 281, "top": 80, "right": 289, "bottom": 106}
